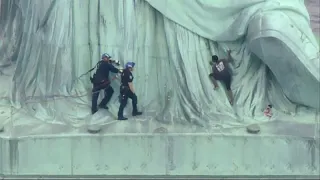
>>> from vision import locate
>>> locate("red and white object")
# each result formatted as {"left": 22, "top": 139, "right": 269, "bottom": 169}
{"left": 264, "top": 105, "right": 272, "bottom": 118}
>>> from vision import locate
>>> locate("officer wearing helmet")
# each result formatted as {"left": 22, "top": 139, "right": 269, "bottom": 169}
{"left": 118, "top": 61, "right": 142, "bottom": 120}
{"left": 91, "top": 53, "right": 121, "bottom": 114}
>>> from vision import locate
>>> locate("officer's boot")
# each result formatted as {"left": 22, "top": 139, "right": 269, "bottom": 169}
{"left": 118, "top": 105, "right": 128, "bottom": 121}
{"left": 132, "top": 109, "right": 142, "bottom": 116}
{"left": 91, "top": 107, "right": 98, "bottom": 114}
{"left": 118, "top": 116, "right": 128, "bottom": 120}
{"left": 132, "top": 104, "right": 142, "bottom": 116}
{"left": 132, "top": 95, "right": 142, "bottom": 116}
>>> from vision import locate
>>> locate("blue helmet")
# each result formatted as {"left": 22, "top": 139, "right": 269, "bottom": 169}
{"left": 101, "top": 53, "right": 111, "bottom": 59}
{"left": 125, "top": 62, "right": 135, "bottom": 69}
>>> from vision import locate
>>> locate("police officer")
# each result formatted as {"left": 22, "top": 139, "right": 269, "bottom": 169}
{"left": 118, "top": 62, "right": 142, "bottom": 120}
{"left": 91, "top": 53, "right": 121, "bottom": 114}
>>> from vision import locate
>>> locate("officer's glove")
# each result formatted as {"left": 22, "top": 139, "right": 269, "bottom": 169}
{"left": 119, "top": 69, "right": 123, "bottom": 73}
{"left": 114, "top": 60, "right": 120, "bottom": 66}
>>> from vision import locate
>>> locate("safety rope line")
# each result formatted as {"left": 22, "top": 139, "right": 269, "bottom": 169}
{"left": 21, "top": 75, "right": 121, "bottom": 104}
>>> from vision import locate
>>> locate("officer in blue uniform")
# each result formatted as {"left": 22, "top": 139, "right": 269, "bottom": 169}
{"left": 118, "top": 62, "right": 142, "bottom": 120}
{"left": 91, "top": 53, "right": 121, "bottom": 114}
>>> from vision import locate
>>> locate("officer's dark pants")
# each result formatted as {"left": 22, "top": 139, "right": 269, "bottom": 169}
{"left": 118, "top": 86, "right": 138, "bottom": 117}
{"left": 91, "top": 83, "right": 114, "bottom": 114}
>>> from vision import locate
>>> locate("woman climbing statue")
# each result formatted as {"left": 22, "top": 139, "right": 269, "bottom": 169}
{"left": 209, "top": 50, "right": 234, "bottom": 105}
